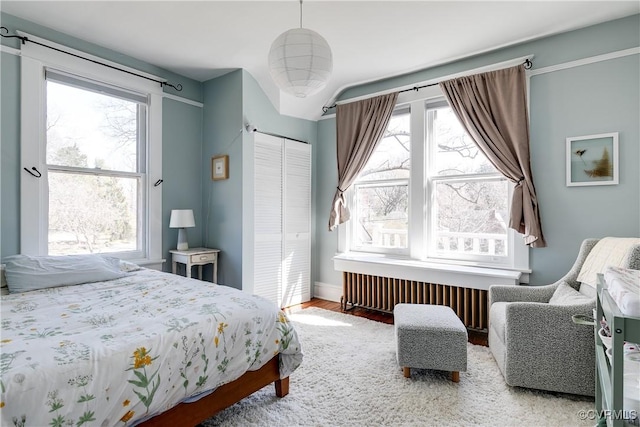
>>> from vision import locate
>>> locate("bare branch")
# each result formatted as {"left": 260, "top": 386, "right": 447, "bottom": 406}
{"left": 442, "top": 182, "right": 479, "bottom": 205}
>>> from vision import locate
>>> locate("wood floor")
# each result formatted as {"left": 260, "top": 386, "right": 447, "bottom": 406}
{"left": 285, "top": 298, "right": 489, "bottom": 347}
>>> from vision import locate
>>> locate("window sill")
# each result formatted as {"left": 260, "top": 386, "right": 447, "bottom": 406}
{"left": 333, "top": 252, "right": 522, "bottom": 290}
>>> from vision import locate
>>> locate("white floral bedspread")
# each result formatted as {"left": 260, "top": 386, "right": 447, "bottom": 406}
{"left": 0, "top": 269, "right": 302, "bottom": 426}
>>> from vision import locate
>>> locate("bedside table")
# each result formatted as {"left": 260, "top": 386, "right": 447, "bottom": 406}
{"left": 169, "top": 247, "right": 220, "bottom": 282}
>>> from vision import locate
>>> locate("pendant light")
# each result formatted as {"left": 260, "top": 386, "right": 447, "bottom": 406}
{"left": 268, "top": 0, "right": 333, "bottom": 98}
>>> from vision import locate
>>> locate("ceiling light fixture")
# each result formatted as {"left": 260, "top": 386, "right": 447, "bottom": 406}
{"left": 268, "top": 0, "right": 333, "bottom": 98}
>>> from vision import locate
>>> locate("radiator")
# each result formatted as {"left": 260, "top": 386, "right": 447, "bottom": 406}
{"left": 341, "top": 272, "right": 488, "bottom": 331}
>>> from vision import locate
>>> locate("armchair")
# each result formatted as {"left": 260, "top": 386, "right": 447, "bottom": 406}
{"left": 488, "top": 238, "right": 640, "bottom": 396}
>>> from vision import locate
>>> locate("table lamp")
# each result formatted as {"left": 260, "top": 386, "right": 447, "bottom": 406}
{"left": 169, "top": 209, "right": 195, "bottom": 250}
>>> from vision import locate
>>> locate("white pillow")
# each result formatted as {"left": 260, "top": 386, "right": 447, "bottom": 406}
{"left": 577, "top": 237, "right": 640, "bottom": 288}
{"left": 3, "top": 254, "right": 127, "bottom": 294}
{"left": 549, "top": 282, "right": 593, "bottom": 305}
{"left": 119, "top": 259, "right": 142, "bottom": 272}
{"left": 0, "top": 264, "right": 8, "bottom": 296}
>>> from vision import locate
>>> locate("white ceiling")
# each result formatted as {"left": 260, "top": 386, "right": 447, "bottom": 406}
{"left": 2, "top": 1, "right": 638, "bottom": 120}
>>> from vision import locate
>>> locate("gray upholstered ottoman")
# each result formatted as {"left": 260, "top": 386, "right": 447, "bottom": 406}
{"left": 394, "top": 303, "right": 468, "bottom": 382}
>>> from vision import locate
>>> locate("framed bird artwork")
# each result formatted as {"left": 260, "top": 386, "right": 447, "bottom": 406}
{"left": 566, "top": 132, "right": 619, "bottom": 187}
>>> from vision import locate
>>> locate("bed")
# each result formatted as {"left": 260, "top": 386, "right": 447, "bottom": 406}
{"left": 0, "top": 255, "right": 303, "bottom": 427}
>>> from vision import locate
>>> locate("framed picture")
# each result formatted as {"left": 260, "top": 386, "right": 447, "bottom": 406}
{"left": 566, "top": 132, "right": 618, "bottom": 187}
{"left": 211, "top": 155, "right": 229, "bottom": 181}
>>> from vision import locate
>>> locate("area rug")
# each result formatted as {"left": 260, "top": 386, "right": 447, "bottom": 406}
{"left": 202, "top": 307, "right": 594, "bottom": 427}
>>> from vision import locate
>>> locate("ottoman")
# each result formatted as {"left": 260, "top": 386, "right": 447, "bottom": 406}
{"left": 394, "top": 303, "right": 468, "bottom": 382}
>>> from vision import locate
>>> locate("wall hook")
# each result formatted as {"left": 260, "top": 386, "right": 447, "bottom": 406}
{"left": 23, "top": 166, "right": 42, "bottom": 178}
{"left": 154, "top": 179, "right": 163, "bottom": 187}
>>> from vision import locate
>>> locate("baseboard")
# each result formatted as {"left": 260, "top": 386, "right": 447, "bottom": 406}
{"left": 313, "top": 281, "right": 341, "bottom": 303}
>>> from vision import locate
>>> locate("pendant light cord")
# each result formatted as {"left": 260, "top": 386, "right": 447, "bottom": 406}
{"left": 299, "top": 0, "right": 304, "bottom": 28}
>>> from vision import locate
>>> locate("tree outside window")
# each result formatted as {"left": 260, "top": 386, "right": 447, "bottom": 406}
{"left": 46, "top": 78, "right": 144, "bottom": 255}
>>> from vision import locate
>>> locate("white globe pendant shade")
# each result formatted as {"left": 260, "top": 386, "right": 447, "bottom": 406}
{"left": 268, "top": 27, "right": 333, "bottom": 98}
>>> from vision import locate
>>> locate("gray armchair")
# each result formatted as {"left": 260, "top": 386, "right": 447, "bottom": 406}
{"left": 488, "top": 238, "right": 640, "bottom": 396}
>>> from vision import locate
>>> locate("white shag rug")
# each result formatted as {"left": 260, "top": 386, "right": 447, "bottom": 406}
{"left": 202, "top": 307, "right": 594, "bottom": 427}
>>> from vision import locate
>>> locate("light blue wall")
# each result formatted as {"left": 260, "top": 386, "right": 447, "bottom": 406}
{"left": 317, "top": 14, "right": 640, "bottom": 286}
{"left": 529, "top": 54, "right": 639, "bottom": 284}
{"left": 0, "top": 50, "right": 20, "bottom": 258}
{"left": 335, "top": 15, "right": 640, "bottom": 106}
{"left": 0, "top": 13, "right": 204, "bottom": 269}
{"left": 316, "top": 118, "right": 341, "bottom": 286}
{"left": 201, "top": 70, "right": 244, "bottom": 288}
{"left": 162, "top": 99, "right": 204, "bottom": 269}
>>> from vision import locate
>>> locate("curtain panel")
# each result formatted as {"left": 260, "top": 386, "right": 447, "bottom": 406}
{"left": 328, "top": 92, "right": 398, "bottom": 231}
{"left": 439, "top": 65, "right": 546, "bottom": 248}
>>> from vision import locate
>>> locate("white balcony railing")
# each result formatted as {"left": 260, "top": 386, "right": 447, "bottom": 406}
{"left": 365, "top": 229, "right": 506, "bottom": 256}
{"left": 371, "top": 227, "right": 407, "bottom": 248}
{"left": 435, "top": 231, "right": 506, "bottom": 256}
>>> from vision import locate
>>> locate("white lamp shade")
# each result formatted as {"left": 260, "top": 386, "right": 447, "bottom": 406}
{"left": 268, "top": 28, "right": 332, "bottom": 98}
{"left": 169, "top": 209, "right": 195, "bottom": 228}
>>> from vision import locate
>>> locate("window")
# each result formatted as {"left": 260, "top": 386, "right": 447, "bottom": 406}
{"left": 346, "top": 95, "right": 521, "bottom": 270}
{"left": 426, "top": 102, "right": 509, "bottom": 264}
{"left": 20, "top": 36, "right": 162, "bottom": 264}
{"left": 352, "top": 108, "right": 410, "bottom": 254}
{"left": 46, "top": 72, "right": 147, "bottom": 257}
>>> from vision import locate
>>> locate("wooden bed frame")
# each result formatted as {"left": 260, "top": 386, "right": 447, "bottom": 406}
{"left": 139, "top": 356, "right": 288, "bottom": 427}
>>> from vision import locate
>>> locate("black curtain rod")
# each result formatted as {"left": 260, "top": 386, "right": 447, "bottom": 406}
{"left": 1, "top": 26, "right": 183, "bottom": 92}
{"left": 257, "top": 130, "right": 309, "bottom": 145}
{"left": 247, "top": 125, "right": 309, "bottom": 144}
{"left": 321, "top": 58, "right": 533, "bottom": 113}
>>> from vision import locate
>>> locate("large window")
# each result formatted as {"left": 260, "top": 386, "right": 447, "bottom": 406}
{"left": 352, "top": 108, "right": 410, "bottom": 254}
{"left": 20, "top": 36, "right": 162, "bottom": 264}
{"left": 348, "top": 97, "right": 515, "bottom": 268}
{"left": 46, "top": 72, "right": 147, "bottom": 256}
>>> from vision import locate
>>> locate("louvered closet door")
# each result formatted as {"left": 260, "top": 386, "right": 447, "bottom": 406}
{"left": 253, "top": 134, "right": 283, "bottom": 306}
{"left": 282, "top": 139, "right": 311, "bottom": 307}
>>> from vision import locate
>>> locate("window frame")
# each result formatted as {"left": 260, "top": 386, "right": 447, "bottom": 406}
{"left": 19, "top": 32, "right": 163, "bottom": 265}
{"left": 341, "top": 88, "right": 528, "bottom": 272}
{"left": 424, "top": 101, "right": 511, "bottom": 266}
{"left": 351, "top": 178, "right": 410, "bottom": 255}
{"left": 349, "top": 107, "right": 412, "bottom": 256}
{"left": 45, "top": 72, "right": 148, "bottom": 258}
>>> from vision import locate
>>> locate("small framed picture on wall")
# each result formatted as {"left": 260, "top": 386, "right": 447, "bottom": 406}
{"left": 566, "top": 132, "right": 618, "bottom": 187}
{"left": 211, "top": 155, "right": 229, "bottom": 181}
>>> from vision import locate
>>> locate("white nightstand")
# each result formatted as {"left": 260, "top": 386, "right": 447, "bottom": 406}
{"left": 169, "top": 247, "right": 220, "bottom": 283}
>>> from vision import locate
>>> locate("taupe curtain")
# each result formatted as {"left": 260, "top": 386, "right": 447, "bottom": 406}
{"left": 328, "top": 92, "right": 398, "bottom": 231}
{"left": 439, "top": 65, "right": 546, "bottom": 247}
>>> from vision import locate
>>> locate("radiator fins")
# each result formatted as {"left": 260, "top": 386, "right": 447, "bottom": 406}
{"left": 341, "top": 271, "right": 488, "bottom": 331}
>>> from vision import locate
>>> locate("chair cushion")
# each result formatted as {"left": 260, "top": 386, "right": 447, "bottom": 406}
{"left": 489, "top": 301, "right": 507, "bottom": 343}
{"left": 579, "top": 283, "right": 596, "bottom": 298}
{"left": 577, "top": 237, "right": 640, "bottom": 288}
{"left": 549, "top": 282, "right": 593, "bottom": 305}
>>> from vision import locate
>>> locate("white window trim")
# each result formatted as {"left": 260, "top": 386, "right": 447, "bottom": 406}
{"left": 19, "top": 34, "right": 163, "bottom": 265}
{"left": 336, "top": 86, "right": 530, "bottom": 284}
{"left": 333, "top": 253, "right": 522, "bottom": 290}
